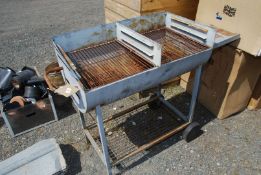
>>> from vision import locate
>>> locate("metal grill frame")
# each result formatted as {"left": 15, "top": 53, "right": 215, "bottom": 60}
{"left": 52, "top": 12, "right": 240, "bottom": 175}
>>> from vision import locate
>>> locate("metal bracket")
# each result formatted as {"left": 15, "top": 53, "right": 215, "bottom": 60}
{"left": 165, "top": 13, "right": 216, "bottom": 47}
{"left": 116, "top": 23, "right": 162, "bottom": 66}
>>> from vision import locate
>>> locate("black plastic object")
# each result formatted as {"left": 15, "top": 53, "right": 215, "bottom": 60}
{"left": 26, "top": 76, "right": 45, "bottom": 85}
{"left": 183, "top": 122, "right": 202, "bottom": 142}
{"left": 24, "top": 86, "right": 42, "bottom": 99}
{"left": 3, "top": 102, "right": 21, "bottom": 112}
{"left": 0, "top": 67, "right": 15, "bottom": 92}
{"left": 28, "top": 76, "right": 48, "bottom": 99}
{"left": 148, "top": 94, "right": 163, "bottom": 109}
{"left": 11, "top": 67, "right": 36, "bottom": 90}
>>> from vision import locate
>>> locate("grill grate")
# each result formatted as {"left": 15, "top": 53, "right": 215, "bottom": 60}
{"left": 143, "top": 28, "right": 208, "bottom": 64}
{"left": 66, "top": 28, "right": 208, "bottom": 89}
{"left": 67, "top": 40, "right": 154, "bottom": 89}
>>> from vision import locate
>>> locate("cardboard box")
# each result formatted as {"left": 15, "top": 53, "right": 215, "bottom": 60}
{"left": 248, "top": 75, "right": 261, "bottom": 110}
{"left": 196, "top": 0, "right": 261, "bottom": 56}
{"left": 104, "top": 0, "right": 199, "bottom": 23}
{"left": 181, "top": 45, "right": 261, "bottom": 119}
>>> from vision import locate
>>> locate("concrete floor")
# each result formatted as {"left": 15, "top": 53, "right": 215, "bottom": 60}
{"left": 0, "top": 0, "right": 260, "bottom": 174}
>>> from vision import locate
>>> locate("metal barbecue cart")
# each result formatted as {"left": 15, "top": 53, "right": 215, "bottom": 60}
{"left": 52, "top": 12, "right": 239, "bottom": 175}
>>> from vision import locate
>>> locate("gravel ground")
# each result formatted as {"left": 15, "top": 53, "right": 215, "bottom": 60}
{"left": 0, "top": 0, "right": 260, "bottom": 175}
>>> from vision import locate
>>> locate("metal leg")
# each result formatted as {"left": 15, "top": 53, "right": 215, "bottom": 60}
{"left": 155, "top": 82, "right": 189, "bottom": 121}
{"left": 49, "top": 93, "right": 58, "bottom": 121}
{"left": 79, "top": 111, "right": 86, "bottom": 129}
{"left": 155, "top": 85, "right": 162, "bottom": 97}
{"left": 96, "top": 105, "right": 112, "bottom": 175}
{"left": 188, "top": 65, "right": 203, "bottom": 122}
{"left": 79, "top": 111, "right": 106, "bottom": 165}
{"left": 152, "top": 66, "right": 202, "bottom": 123}
{"left": 1, "top": 110, "right": 15, "bottom": 137}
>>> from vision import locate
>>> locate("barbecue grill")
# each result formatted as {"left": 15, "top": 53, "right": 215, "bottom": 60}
{"left": 52, "top": 12, "right": 239, "bottom": 175}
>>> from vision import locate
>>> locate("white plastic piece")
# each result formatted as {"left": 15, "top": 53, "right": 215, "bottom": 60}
{"left": 116, "top": 23, "right": 162, "bottom": 66}
{"left": 55, "top": 84, "right": 79, "bottom": 97}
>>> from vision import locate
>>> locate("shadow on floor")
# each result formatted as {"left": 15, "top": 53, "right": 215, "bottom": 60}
{"left": 60, "top": 144, "right": 82, "bottom": 175}
{"left": 0, "top": 116, "right": 4, "bottom": 128}
{"left": 52, "top": 94, "right": 77, "bottom": 120}
{"left": 113, "top": 91, "right": 215, "bottom": 174}
{"left": 168, "top": 92, "right": 215, "bottom": 126}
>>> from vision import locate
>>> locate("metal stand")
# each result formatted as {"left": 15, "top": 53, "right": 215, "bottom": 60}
{"left": 79, "top": 65, "right": 203, "bottom": 175}
{"left": 96, "top": 106, "right": 112, "bottom": 175}
{"left": 159, "top": 65, "right": 203, "bottom": 122}
{"left": 79, "top": 107, "right": 112, "bottom": 175}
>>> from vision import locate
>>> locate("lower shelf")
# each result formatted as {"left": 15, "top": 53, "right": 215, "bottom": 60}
{"left": 85, "top": 100, "right": 188, "bottom": 165}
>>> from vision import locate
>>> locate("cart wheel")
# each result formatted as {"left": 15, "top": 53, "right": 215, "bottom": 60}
{"left": 183, "top": 122, "right": 202, "bottom": 142}
{"left": 148, "top": 94, "right": 163, "bottom": 110}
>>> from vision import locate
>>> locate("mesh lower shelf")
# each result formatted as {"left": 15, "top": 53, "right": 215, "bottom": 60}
{"left": 86, "top": 103, "right": 185, "bottom": 164}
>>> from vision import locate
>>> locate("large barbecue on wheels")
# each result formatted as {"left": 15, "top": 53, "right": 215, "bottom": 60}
{"left": 52, "top": 12, "right": 239, "bottom": 175}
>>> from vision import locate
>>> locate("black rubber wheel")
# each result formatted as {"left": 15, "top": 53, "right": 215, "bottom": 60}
{"left": 148, "top": 94, "right": 163, "bottom": 110}
{"left": 183, "top": 122, "right": 202, "bottom": 142}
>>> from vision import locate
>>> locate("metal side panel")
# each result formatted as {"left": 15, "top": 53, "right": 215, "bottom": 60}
{"left": 1, "top": 95, "right": 58, "bottom": 138}
{"left": 52, "top": 11, "right": 238, "bottom": 53}
{"left": 55, "top": 48, "right": 88, "bottom": 113}
{"left": 116, "top": 23, "right": 162, "bottom": 66}
{"left": 165, "top": 13, "right": 216, "bottom": 47}
{"left": 52, "top": 23, "right": 117, "bottom": 52}
{"left": 52, "top": 12, "right": 166, "bottom": 52}
{"left": 85, "top": 49, "right": 212, "bottom": 111}
{"left": 164, "top": 13, "right": 239, "bottom": 48}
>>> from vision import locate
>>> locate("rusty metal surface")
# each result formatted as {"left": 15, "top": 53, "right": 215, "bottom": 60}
{"left": 143, "top": 28, "right": 208, "bottom": 64}
{"left": 86, "top": 104, "right": 185, "bottom": 164}
{"left": 67, "top": 40, "right": 154, "bottom": 89}
{"left": 66, "top": 28, "right": 208, "bottom": 90}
